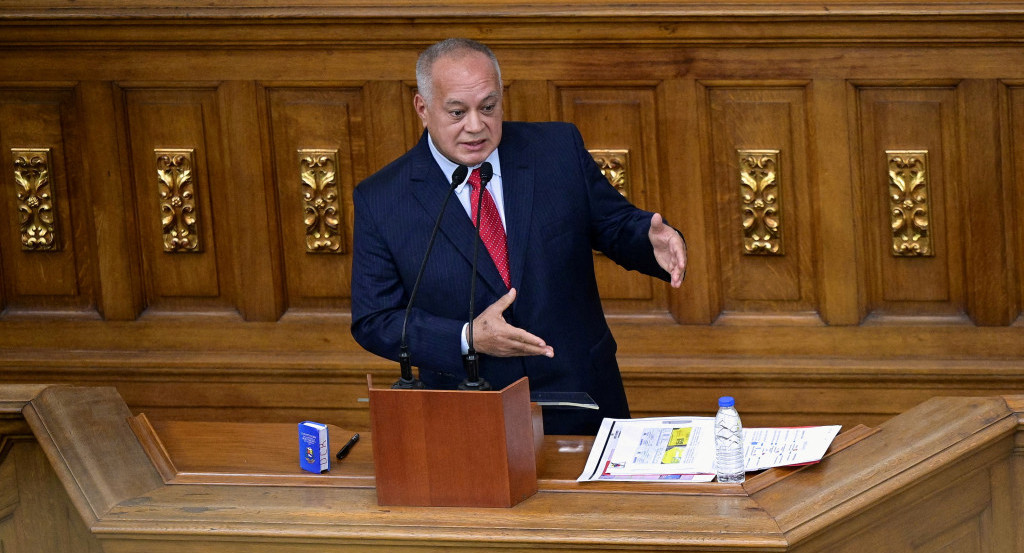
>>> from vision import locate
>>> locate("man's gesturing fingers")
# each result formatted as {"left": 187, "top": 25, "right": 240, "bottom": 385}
{"left": 471, "top": 288, "right": 554, "bottom": 358}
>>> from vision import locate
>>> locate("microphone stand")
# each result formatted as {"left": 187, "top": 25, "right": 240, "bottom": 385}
{"left": 459, "top": 162, "right": 493, "bottom": 392}
{"left": 394, "top": 164, "right": 469, "bottom": 389}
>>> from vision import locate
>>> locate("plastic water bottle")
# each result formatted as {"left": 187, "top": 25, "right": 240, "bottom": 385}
{"left": 714, "top": 396, "right": 745, "bottom": 483}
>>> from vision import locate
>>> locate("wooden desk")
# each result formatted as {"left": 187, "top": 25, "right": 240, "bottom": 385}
{"left": 127, "top": 413, "right": 872, "bottom": 492}
{"left": 4, "top": 385, "right": 1023, "bottom": 552}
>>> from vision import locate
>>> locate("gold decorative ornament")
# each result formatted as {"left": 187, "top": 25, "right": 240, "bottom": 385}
{"left": 156, "top": 149, "right": 201, "bottom": 253}
{"left": 886, "top": 150, "right": 932, "bottom": 257}
{"left": 299, "top": 149, "right": 344, "bottom": 254}
{"left": 13, "top": 148, "right": 59, "bottom": 251}
{"left": 739, "top": 149, "right": 783, "bottom": 255}
{"left": 590, "top": 149, "right": 631, "bottom": 198}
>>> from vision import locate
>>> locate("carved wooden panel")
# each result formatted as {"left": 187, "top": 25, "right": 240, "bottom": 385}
{"left": 557, "top": 85, "right": 666, "bottom": 317}
{"left": 155, "top": 148, "right": 201, "bottom": 253}
{"left": 739, "top": 149, "right": 783, "bottom": 256}
{"left": 887, "top": 150, "right": 933, "bottom": 257}
{"left": 704, "top": 85, "right": 817, "bottom": 321}
{"left": 13, "top": 148, "right": 59, "bottom": 252}
{"left": 0, "top": 88, "right": 94, "bottom": 314}
{"left": 266, "top": 87, "right": 365, "bottom": 312}
{"left": 299, "top": 149, "right": 344, "bottom": 255}
{"left": 590, "top": 149, "right": 632, "bottom": 200}
{"left": 855, "top": 86, "right": 963, "bottom": 320}
{"left": 123, "top": 86, "right": 237, "bottom": 314}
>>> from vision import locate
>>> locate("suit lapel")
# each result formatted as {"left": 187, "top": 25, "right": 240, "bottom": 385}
{"left": 408, "top": 133, "right": 510, "bottom": 296}
{"left": 500, "top": 127, "right": 535, "bottom": 292}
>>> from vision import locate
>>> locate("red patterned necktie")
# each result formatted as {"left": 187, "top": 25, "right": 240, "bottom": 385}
{"left": 468, "top": 167, "right": 511, "bottom": 288}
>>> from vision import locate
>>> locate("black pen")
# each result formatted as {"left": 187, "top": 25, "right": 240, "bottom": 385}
{"left": 336, "top": 433, "right": 360, "bottom": 460}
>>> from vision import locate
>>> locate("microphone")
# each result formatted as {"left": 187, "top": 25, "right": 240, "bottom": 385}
{"left": 459, "top": 162, "right": 494, "bottom": 391}
{"left": 394, "top": 164, "right": 469, "bottom": 389}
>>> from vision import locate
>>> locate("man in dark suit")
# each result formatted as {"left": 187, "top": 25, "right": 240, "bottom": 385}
{"left": 351, "top": 38, "right": 686, "bottom": 434}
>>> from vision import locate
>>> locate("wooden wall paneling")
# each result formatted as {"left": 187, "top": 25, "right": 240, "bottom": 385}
{"left": 556, "top": 84, "right": 669, "bottom": 318}
{"left": 621, "top": 355, "right": 1024, "bottom": 428}
{"left": 123, "top": 85, "right": 239, "bottom": 316}
{"left": 693, "top": 77, "right": 727, "bottom": 322}
{"left": 401, "top": 81, "right": 425, "bottom": 158}
{"left": 792, "top": 460, "right": 996, "bottom": 553}
{"left": 402, "top": 81, "right": 425, "bottom": 154}
{"left": 112, "top": 373, "right": 377, "bottom": 430}
{"left": 658, "top": 78, "right": 712, "bottom": 324}
{"left": 959, "top": 80, "right": 1016, "bottom": 326}
{"left": 0, "top": 434, "right": 19, "bottom": 552}
{"left": 0, "top": 87, "right": 97, "bottom": 317}
{"left": 1005, "top": 397, "right": 1024, "bottom": 551}
{"left": 2, "top": 404, "right": 104, "bottom": 553}
{"left": 854, "top": 84, "right": 965, "bottom": 322}
{"left": 0, "top": 95, "right": 13, "bottom": 313}
{"left": 771, "top": 395, "right": 1018, "bottom": 552}
{"left": 79, "top": 81, "right": 144, "bottom": 321}
{"left": 811, "top": 79, "right": 862, "bottom": 325}
{"left": 363, "top": 80, "right": 413, "bottom": 175}
{"left": 507, "top": 80, "right": 550, "bottom": 123}
{"left": 1014, "top": 421, "right": 1024, "bottom": 552}
{"left": 265, "top": 86, "right": 366, "bottom": 314}
{"left": 1, "top": 4, "right": 1024, "bottom": 435}
{"left": 222, "top": 81, "right": 283, "bottom": 322}
{"left": 0, "top": 228, "right": 4, "bottom": 311}
{"left": 1008, "top": 84, "right": 1024, "bottom": 326}
{"left": 703, "top": 83, "right": 819, "bottom": 324}
{"left": 988, "top": 456, "right": 1018, "bottom": 553}
{"left": 0, "top": 441, "right": 103, "bottom": 553}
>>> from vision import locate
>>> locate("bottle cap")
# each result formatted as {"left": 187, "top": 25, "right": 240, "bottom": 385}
{"left": 718, "top": 396, "right": 735, "bottom": 407}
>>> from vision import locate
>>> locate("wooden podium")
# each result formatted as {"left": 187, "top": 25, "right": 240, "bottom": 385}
{"left": 366, "top": 376, "right": 541, "bottom": 507}
{"left": 4, "top": 385, "right": 1024, "bottom": 552}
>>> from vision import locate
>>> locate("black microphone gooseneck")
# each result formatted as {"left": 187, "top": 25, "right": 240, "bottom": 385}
{"left": 459, "top": 162, "right": 494, "bottom": 391}
{"left": 394, "top": 164, "right": 469, "bottom": 389}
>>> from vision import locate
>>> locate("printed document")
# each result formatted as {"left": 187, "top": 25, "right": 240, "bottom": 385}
{"left": 578, "top": 417, "right": 841, "bottom": 482}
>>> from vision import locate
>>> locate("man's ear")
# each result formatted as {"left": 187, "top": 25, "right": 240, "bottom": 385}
{"left": 413, "top": 93, "right": 428, "bottom": 127}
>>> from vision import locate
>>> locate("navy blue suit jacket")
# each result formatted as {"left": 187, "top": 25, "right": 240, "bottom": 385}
{"left": 351, "top": 121, "right": 670, "bottom": 434}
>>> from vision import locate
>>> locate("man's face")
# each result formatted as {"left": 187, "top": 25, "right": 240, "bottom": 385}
{"left": 414, "top": 51, "right": 503, "bottom": 167}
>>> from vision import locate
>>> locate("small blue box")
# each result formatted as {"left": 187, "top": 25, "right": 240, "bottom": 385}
{"left": 298, "top": 421, "right": 330, "bottom": 473}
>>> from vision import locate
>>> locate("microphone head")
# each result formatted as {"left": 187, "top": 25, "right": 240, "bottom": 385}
{"left": 451, "top": 164, "right": 468, "bottom": 188}
{"left": 478, "top": 162, "right": 493, "bottom": 185}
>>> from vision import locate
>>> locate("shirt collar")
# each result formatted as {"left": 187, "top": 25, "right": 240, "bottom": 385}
{"left": 427, "top": 133, "right": 501, "bottom": 188}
